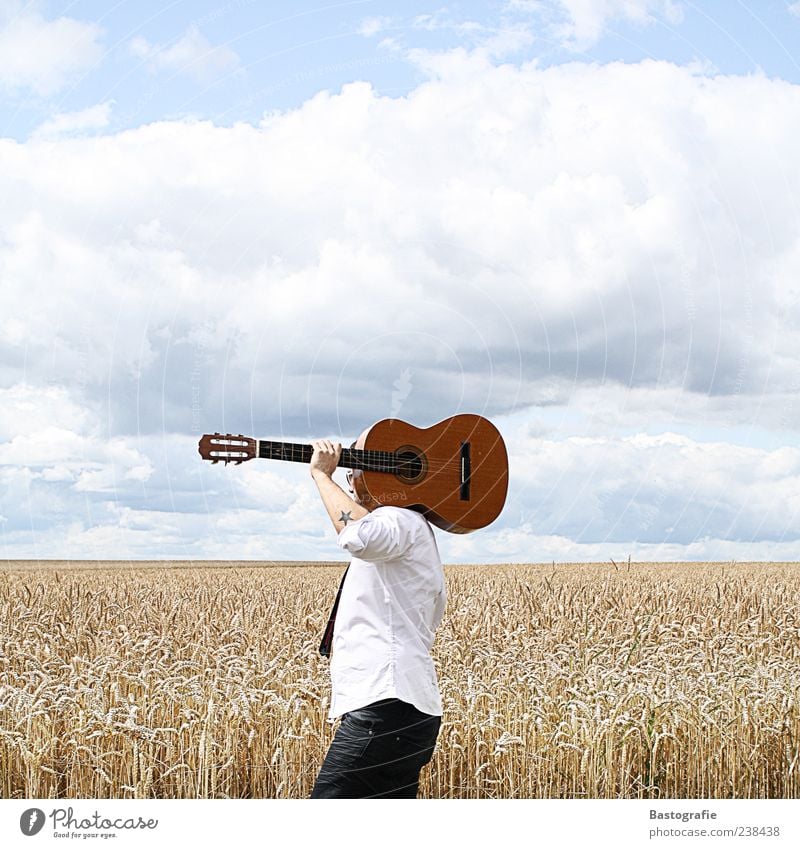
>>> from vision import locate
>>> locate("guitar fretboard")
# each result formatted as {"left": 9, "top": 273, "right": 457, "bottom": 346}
{"left": 257, "top": 441, "right": 402, "bottom": 473}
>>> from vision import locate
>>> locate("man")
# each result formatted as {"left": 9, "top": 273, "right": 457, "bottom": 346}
{"left": 308, "top": 438, "right": 446, "bottom": 799}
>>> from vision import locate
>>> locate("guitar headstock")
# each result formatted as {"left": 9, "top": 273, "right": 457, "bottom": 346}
{"left": 198, "top": 433, "right": 257, "bottom": 465}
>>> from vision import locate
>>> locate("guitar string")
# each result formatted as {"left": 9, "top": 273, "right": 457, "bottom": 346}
{"left": 215, "top": 454, "right": 467, "bottom": 472}
{"left": 256, "top": 448, "right": 467, "bottom": 472}
{"left": 206, "top": 440, "right": 484, "bottom": 472}
{"left": 258, "top": 443, "right": 478, "bottom": 467}
{"left": 208, "top": 455, "right": 470, "bottom": 474}
{"left": 208, "top": 451, "right": 474, "bottom": 469}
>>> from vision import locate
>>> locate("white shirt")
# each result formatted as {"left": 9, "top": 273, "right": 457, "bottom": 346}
{"left": 329, "top": 506, "right": 446, "bottom": 719}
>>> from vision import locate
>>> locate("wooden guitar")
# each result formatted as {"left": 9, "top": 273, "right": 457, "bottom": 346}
{"left": 198, "top": 414, "right": 508, "bottom": 533}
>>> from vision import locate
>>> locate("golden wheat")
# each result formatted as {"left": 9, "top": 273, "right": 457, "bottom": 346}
{"left": 0, "top": 561, "right": 798, "bottom": 798}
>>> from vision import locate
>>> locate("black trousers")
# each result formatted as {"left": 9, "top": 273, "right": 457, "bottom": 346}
{"left": 310, "top": 698, "right": 441, "bottom": 798}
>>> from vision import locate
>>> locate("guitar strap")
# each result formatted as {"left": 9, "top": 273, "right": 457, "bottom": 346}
{"left": 318, "top": 563, "right": 350, "bottom": 658}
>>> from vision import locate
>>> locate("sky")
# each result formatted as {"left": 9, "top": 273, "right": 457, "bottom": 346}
{"left": 1, "top": 0, "right": 800, "bottom": 563}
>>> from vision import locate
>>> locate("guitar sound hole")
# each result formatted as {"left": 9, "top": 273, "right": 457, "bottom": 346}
{"left": 394, "top": 448, "right": 426, "bottom": 483}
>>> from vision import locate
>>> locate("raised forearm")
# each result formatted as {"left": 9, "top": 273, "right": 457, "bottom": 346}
{"left": 309, "top": 439, "right": 369, "bottom": 533}
{"left": 312, "top": 470, "right": 369, "bottom": 533}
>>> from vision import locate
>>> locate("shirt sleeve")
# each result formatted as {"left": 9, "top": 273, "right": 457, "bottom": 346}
{"left": 336, "top": 509, "right": 410, "bottom": 562}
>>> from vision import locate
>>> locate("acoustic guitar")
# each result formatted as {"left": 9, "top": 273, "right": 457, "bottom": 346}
{"left": 198, "top": 414, "right": 508, "bottom": 533}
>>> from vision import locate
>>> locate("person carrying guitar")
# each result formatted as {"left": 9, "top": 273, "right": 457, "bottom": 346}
{"left": 308, "top": 439, "right": 447, "bottom": 799}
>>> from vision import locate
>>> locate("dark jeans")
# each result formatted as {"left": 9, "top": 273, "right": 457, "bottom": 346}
{"left": 310, "top": 698, "right": 441, "bottom": 798}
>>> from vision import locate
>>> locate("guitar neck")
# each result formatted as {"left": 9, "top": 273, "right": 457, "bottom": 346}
{"left": 257, "top": 440, "right": 400, "bottom": 473}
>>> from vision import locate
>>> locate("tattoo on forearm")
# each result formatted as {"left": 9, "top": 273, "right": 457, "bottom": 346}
{"left": 338, "top": 510, "right": 353, "bottom": 526}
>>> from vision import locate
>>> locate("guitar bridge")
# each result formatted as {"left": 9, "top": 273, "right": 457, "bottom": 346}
{"left": 460, "top": 442, "right": 471, "bottom": 500}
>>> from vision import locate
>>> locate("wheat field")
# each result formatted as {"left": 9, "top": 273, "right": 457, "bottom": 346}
{"left": 1, "top": 560, "right": 799, "bottom": 799}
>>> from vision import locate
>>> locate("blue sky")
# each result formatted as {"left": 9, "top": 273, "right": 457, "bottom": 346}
{"left": 4, "top": 1, "right": 800, "bottom": 139}
{"left": 2, "top": 1, "right": 800, "bottom": 562}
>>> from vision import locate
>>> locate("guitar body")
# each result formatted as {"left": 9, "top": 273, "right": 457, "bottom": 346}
{"left": 351, "top": 414, "right": 508, "bottom": 534}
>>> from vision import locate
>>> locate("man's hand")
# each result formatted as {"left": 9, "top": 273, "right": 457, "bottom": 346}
{"left": 310, "top": 438, "right": 368, "bottom": 532}
{"left": 310, "top": 439, "right": 342, "bottom": 480}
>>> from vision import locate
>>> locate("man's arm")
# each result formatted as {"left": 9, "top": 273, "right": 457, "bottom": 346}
{"left": 310, "top": 439, "right": 369, "bottom": 533}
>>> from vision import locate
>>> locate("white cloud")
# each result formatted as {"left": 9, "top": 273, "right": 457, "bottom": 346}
{"left": 511, "top": 432, "right": 800, "bottom": 544}
{"left": 439, "top": 527, "right": 800, "bottom": 564}
{"left": 3, "top": 57, "right": 799, "bottom": 432}
{"left": 0, "top": 385, "right": 153, "bottom": 490}
{"left": 0, "top": 1, "right": 103, "bottom": 97}
{"left": 0, "top": 385, "right": 90, "bottom": 439}
{"left": 433, "top": 419, "right": 800, "bottom": 562}
{"left": 789, "top": 3, "right": 800, "bottom": 19}
{"left": 32, "top": 101, "right": 113, "bottom": 139}
{"left": 358, "top": 16, "right": 394, "bottom": 37}
{"left": 395, "top": 9, "right": 536, "bottom": 60}
{"left": 3, "top": 53, "right": 800, "bottom": 557}
{"left": 0, "top": 385, "right": 335, "bottom": 560}
{"left": 507, "top": 0, "right": 683, "bottom": 51}
{"left": 3, "top": 382, "right": 800, "bottom": 561}
{"left": 129, "top": 26, "right": 239, "bottom": 81}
